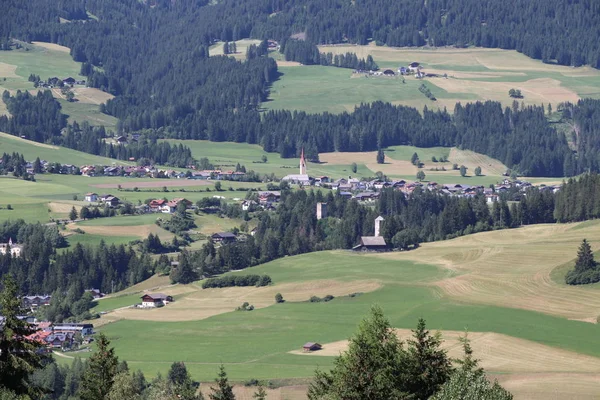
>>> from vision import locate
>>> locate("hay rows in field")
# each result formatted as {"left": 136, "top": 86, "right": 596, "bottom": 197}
{"left": 385, "top": 222, "right": 600, "bottom": 320}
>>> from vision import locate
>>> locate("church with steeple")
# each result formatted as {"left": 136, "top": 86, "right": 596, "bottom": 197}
{"left": 281, "top": 148, "right": 311, "bottom": 185}
{"left": 0, "top": 238, "right": 23, "bottom": 257}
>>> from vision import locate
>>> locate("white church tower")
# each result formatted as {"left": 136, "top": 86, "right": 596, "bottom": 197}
{"left": 374, "top": 216, "right": 384, "bottom": 237}
{"left": 299, "top": 148, "right": 307, "bottom": 175}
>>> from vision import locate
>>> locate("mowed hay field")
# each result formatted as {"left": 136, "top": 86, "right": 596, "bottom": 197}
{"left": 265, "top": 43, "right": 600, "bottom": 114}
{"left": 93, "top": 224, "right": 600, "bottom": 400}
{"left": 0, "top": 41, "right": 118, "bottom": 129}
{"left": 319, "top": 146, "right": 512, "bottom": 184}
{"left": 382, "top": 221, "right": 600, "bottom": 321}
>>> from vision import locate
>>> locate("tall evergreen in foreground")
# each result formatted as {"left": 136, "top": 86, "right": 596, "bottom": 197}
{"left": 209, "top": 365, "right": 235, "bottom": 400}
{"left": 308, "top": 306, "right": 512, "bottom": 400}
{"left": 0, "top": 275, "right": 47, "bottom": 398}
{"left": 78, "top": 333, "right": 119, "bottom": 400}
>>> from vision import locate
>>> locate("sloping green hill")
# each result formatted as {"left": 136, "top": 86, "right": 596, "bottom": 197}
{"left": 0, "top": 132, "right": 131, "bottom": 165}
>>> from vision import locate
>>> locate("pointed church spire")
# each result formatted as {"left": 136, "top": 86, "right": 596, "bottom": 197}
{"left": 300, "top": 148, "right": 307, "bottom": 175}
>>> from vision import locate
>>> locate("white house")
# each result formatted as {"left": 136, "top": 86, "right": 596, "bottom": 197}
{"left": 84, "top": 193, "right": 98, "bottom": 202}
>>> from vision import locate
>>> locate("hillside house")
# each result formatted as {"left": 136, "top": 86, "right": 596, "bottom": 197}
{"left": 211, "top": 232, "right": 237, "bottom": 244}
{"left": 46, "top": 333, "right": 74, "bottom": 349}
{"left": 103, "top": 196, "right": 120, "bottom": 207}
{"left": 258, "top": 191, "right": 281, "bottom": 205}
{"left": 22, "top": 295, "right": 52, "bottom": 309}
{"left": 85, "top": 289, "right": 105, "bottom": 299}
{"left": 353, "top": 236, "right": 388, "bottom": 251}
{"left": 302, "top": 342, "right": 322, "bottom": 352}
{"left": 84, "top": 193, "right": 98, "bottom": 202}
{"left": 53, "top": 323, "right": 94, "bottom": 336}
{"left": 141, "top": 293, "right": 173, "bottom": 308}
{"left": 149, "top": 199, "right": 167, "bottom": 212}
{"left": 242, "top": 200, "right": 257, "bottom": 211}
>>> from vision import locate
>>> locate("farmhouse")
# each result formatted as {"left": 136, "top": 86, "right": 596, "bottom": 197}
{"left": 84, "top": 192, "right": 98, "bottom": 202}
{"left": 141, "top": 293, "right": 173, "bottom": 308}
{"left": 353, "top": 216, "right": 388, "bottom": 252}
{"left": 211, "top": 232, "right": 237, "bottom": 244}
{"left": 408, "top": 62, "right": 421, "bottom": 71}
{"left": 383, "top": 69, "right": 395, "bottom": 76}
{"left": 85, "top": 288, "right": 105, "bottom": 299}
{"left": 62, "top": 77, "right": 76, "bottom": 85}
{"left": 353, "top": 236, "right": 388, "bottom": 251}
{"left": 302, "top": 342, "right": 322, "bottom": 352}
{"left": 258, "top": 191, "right": 281, "bottom": 205}
{"left": 0, "top": 238, "right": 23, "bottom": 257}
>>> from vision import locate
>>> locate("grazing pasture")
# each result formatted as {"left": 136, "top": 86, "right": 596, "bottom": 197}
{"left": 90, "top": 221, "right": 600, "bottom": 400}
{"left": 265, "top": 44, "right": 600, "bottom": 114}
{"left": 0, "top": 41, "right": 117, "bottom": 128}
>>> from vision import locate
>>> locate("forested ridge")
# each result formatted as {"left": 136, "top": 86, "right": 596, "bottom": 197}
{"left": 2, "top": 0, "right": 600, "bottom": 176}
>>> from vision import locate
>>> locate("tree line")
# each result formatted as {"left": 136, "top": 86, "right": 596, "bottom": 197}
{"left": 281, "top": 39, "right": 378, "bottom": 70}
{"left": 0, "top": 92, "right": 197, "bottom": 168}
{"left": 0, "top": 220, "right": 167, "bottom": 322}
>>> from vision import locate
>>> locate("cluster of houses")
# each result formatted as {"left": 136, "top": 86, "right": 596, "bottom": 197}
{"left": 26, "top": 322, "right": 94, "bottom": 350}
{"left": 353, "top": 62, "right": 447, "bottom": 80}
{"left": 84, "top": 193, "right": 121, "bottom": 207}
{"left": 21, "top": 289, "right": 104, "bottom": 311}
{"left": 36, "top": 76, "right": 86, "bottom": 89}
{"left": 0, "top": 238, "right": 23, "bottom": 257}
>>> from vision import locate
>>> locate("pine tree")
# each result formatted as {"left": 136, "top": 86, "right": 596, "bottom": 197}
{"left": 376, "top": 149, "right": 385, "bottom": 164}
{"left": 78, "top": 333, "right": 119, "bottom": 400}
{"left": 307, "top": 306, "right": 408, "bottom": 399}
{"left": 209, "top": 365, "right": 235, "bottom": 400}
{"left": 0, "top": 275, "right": 47, "bottom": 397}
{"left": 69, "top": 206, "right": 78, "bottom": 221}
{"left": 575, "top": 239, "right": 595, "bottom": 273}
{"left": 403, "top": 318, "right": 453, "bottom": 399}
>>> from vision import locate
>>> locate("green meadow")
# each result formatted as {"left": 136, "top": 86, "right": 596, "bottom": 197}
{"left": 164, "top": 139, "right": 373, "bottom": 179}
{"left": 0, "top": 41, "right": 117, "bottom": 128}
{"left": 263, "top": 65, "right": 463, "bottom": 114}
{"left": 0, "top": 132, "right": 129, "bottom": 166}
{"left": 97, "top": 250, "right": 600, "bottom": 381}
{"left": 266, "top": 46, "right": 600, "bottom": 114}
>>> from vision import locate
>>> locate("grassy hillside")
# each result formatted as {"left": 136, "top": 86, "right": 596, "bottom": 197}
{"left": 266, "top": 45, "right": 600, "bottom": 114}
{"left": 0, "top": 132, "right": 129, "bottom": 166}
{"left": 85, "top": 221, "right": 600, "bottom": 400}
{"left": 0, "top": 41, "right": 118, "bottom": 129}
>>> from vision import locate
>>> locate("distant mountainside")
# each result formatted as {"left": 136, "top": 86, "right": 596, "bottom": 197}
{"left": 2, "top": 0, "right": 600, "bottom": 177}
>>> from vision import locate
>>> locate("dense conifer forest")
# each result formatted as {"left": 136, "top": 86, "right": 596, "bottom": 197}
{"left": 2, "top": 0, "right": 600, "bottom": 177}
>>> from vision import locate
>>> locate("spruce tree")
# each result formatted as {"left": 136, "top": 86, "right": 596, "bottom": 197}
{"left": 376, "top": 149, "right": 385, "bottom": 164}
{"left": 69, "top": 206, "right": 78, "bottom": 221}
{"left": 575, "top": 239, "right": 595, "bottom": 273}
{"left": 209, "top": 365, "right": 235, "bottom": 400}
{"left": 78, "top": 333, "right": 119, "bottom": 400}
{"left": 402, "top": 318, "right": 453, "bottom": 399}
{"left": 307, "top": 306, "right": 408, "bottom": 400}
{"left": 0, "top": 275, "right": 47, "bottom": 397}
